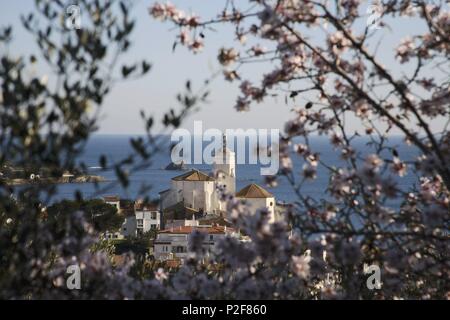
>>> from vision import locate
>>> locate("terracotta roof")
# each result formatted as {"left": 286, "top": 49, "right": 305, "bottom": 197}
{"left": 112, "top": 255, "right": 127, "bottom": 267}
{"left": 159, "top": 225, "right": 235, "bottom": 235}
{"left": 165, "top": 259, "right": 181, "bottom": 268}
{"left": 172, "top": 169, "right": 215, "bottom": 182}
{"left": 235, "top": 183, "right": 273, "bottom": 198}
{"left": 103, "top": 195, "right": 120, "bottom": 202}
{"left": 199, "top": 216, "right": 233, "bottom": 227}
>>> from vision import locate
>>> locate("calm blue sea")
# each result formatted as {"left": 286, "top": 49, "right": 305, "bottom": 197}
{"left": 50, "top": 135, "right": 419, "bottom": 205}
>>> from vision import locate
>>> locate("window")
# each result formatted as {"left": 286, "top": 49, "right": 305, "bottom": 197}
{"left": 150, "top": 224, "right": 157, "bottom": 230}
{"left": 270, "top": 202, "right": 273, "bottom": 206}
{"left": 151, "top": 212, "right": 157, "bottom": 220}
{"left": 209, "top": 235, "right": 213, "bottom": 241}
{"left": 171, "top": 246, "right": 186, "bottom": 253}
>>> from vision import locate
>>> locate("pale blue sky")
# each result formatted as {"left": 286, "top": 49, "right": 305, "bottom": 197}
{"left": 0, "top": 0, "right": 445, "bottom": 134}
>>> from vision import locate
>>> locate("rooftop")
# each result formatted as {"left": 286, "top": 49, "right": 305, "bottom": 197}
{"left": 159, "top": 225, "right": 235, "bottom": 235}
{"left": 199, "top": 216, "right": 233, "bottom": 227}
{"left": 103, "top": 195, "right": 120, "bottom": 202}
{"left": 172, "top": 169, "right": 215, "bottom": 182}
{"left": 235, "top": 183, "right": 274, "bottom": 198}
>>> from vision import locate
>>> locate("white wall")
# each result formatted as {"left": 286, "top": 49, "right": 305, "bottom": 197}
{"left": 154, "top": 233, "right": 189, "bottom": 260}
{"left": 121, "top": 210, "right": 161, "bottom": 238}
{"left": 121, "top": 216, "right": 136, "bottom": 237}
{"left": 153, "top": 232, "right": 232, "bottom": 261}
{"left": 242, "top": 197, "right": 276, "bottom": 223}
{"left": 213, "top": 148, "right": 236, "bottom": 195}
{"left": 136, "top": 210, "right": 161, "bottom": 235}
{"left": 173, "top": 180, "right": 217, "bottom": 213}
{"left": 165, "top": 219, "right": 200, "bottom": 229}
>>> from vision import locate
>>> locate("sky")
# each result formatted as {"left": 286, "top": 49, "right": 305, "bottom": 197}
{"left": 0, "top": 0, "right": 445, "bottom": 135}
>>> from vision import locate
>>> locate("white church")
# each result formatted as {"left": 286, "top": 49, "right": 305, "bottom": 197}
{"left": 159, "top": 135, "right": 276, "bottom": 222}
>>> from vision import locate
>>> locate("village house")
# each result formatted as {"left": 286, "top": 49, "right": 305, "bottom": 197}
{"left": 120, "top": 206, "right": 137, "bottom": 237}
{"left": 235, "top": 183, "right": 276, "bottom": 223}
{"left": 101, "top": 196, "right": 162, "bottom": 238}
{"left": 153, "top": 225, "right": 237, "bottom": 262}
{"left": 134, "top": 201, "right": 161, "bottom": 236}
{"left": 159, "top": 169, "right": 219, "bottom": 215}
{"left": 103, "top": 195, "right": 121, "bottom": 213}
{"left": 164, "top": 213, "right": 200, "bottom": 229}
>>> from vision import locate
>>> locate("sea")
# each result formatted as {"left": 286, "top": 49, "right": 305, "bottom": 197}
{"left": 49, "top": 134, "right": 419, "bottom": 206}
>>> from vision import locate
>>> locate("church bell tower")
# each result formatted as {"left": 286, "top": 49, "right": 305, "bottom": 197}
{"left": 213, "top": 134, "right": 236, "bottom": 195}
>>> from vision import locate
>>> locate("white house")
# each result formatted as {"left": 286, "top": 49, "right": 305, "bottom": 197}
{"left": 134, "top": 201, "right": 161, "bottom": 236}
{"left": 103, "top": 195, "right": 121, "bottom": 212}
{"left": 121, "top": 214, "right": 136, "bottom": 237}
{"left": 235, "top": 183, "right": 276, "bottom": 223}
{"left": 165, "top": 214, "right": 200, "bottom": 229}
{"left": 117, "top": 201, "right": 161, "bottom": 238}
{"left": 159, "top": 135, "right": 237, "bottom": 216}
{"left": 160, "top": 169, "right": 219, "bottom": 215}
{"left": 153, "top": 225, "right": 237, "bottom": 261}
{"left": 103, "top": 231, "right": 125, "bottom": 240}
